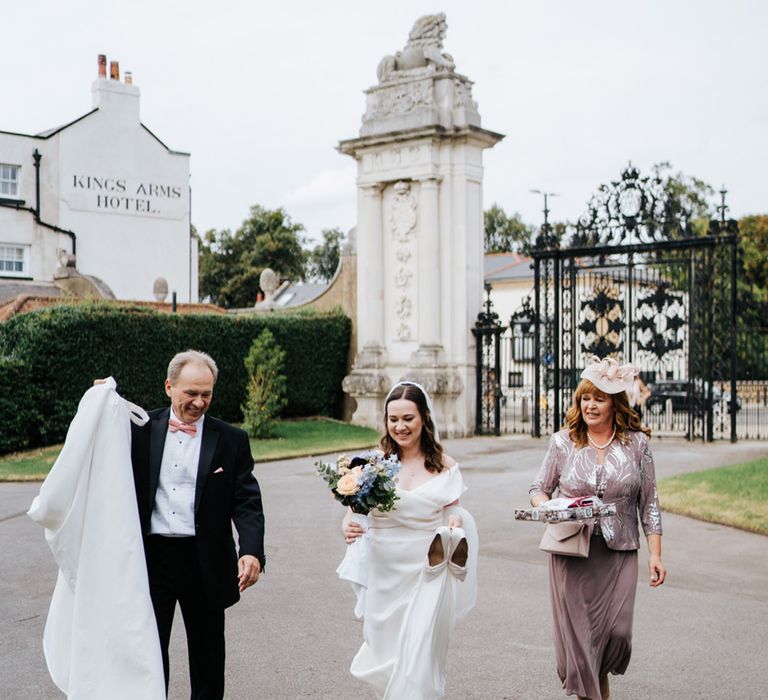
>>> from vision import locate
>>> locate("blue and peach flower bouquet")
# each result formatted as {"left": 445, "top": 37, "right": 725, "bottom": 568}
{"left": 315, "top": 451, "right": 400, "bottom": 515}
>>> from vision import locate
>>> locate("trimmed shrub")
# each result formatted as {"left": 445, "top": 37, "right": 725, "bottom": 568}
{"left": 242, "top": 329, "right": 288, "bottom": 438}
{"left": 0, "top": 357, "right": 39, "bottom": 453}
{"left": 0, "top": 302, "right": 351, "bottom": 450}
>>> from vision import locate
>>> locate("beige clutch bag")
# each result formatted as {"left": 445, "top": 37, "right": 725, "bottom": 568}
{"left": 539, "top": 520, "right": 594, "bottom": 557}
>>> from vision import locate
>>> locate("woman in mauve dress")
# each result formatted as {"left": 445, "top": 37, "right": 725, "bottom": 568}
{"left": 529, "top": 356, "right": 666, "bottom": 700}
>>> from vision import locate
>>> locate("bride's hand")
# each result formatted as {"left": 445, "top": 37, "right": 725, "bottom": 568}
{"left": 447, "top": 514, "right": 462, "bottom": 529}
{"left": 342, "top": 517, "right": 365, "bottom": 544}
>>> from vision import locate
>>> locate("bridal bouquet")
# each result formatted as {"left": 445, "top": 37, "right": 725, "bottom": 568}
{"left": 315, "top": 451, "right": 400, "bottom": 515}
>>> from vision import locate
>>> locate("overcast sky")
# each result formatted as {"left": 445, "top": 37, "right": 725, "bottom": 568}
{"left": 3, "top": 0, "right": 766, "bottom": 244}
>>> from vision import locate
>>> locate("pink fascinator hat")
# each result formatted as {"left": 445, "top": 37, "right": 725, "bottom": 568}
{"left": 580, "top": 355, "right": 639, "bottom": 395}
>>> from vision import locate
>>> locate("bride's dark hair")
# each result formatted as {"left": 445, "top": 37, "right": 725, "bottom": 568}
{"left": 380, "top": 383, "right": 447, "bottom": 473}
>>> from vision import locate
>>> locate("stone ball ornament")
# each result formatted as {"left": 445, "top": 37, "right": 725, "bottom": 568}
{"left": 152, "top": 277, "right": 168, "bottom": 302}
{"left": 259, "top": 268, "right": 279, "bottom": 295}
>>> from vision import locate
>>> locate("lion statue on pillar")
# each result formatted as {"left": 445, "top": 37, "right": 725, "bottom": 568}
{"left": 377, "top": 13, "right": 456, "bottom": 83}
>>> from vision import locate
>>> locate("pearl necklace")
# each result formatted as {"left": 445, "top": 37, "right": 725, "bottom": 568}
{"left": 588, "top": 427, "right": 616, "bottom": 450}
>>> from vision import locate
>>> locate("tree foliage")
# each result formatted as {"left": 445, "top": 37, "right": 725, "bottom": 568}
{"left": 307, "top": 228, "right": 345, "bottom": 282}
{"left": 484, "top": 204, "right": 535, "bottom": 253}
{"left": 652, "top": 161, "right": 715, "bottom": 235}
{"left": 199, "top": 205, "right": 308, "bottom": 308}
{"left": 652, "top": 164, "right": 766, "bottom": 307}
{"left": 734, "top": 216, "right": 768, "bottom": 378}
{"left": 649, "top": 165, "right": 766, "bottom": 373}
{"left": 242, "top": 328, "right": 288, "bottom": 438}
{"left": 738, "top": 215, "right": 768, "bottom": 305}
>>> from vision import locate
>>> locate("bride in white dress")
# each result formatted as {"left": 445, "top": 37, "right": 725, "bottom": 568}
{"left": 341, "top": 382, "right": 478, "bottom": 700}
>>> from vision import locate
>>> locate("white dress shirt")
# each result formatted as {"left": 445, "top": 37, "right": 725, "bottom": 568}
{"left": 150, "top": 410, "right": 204, "bottom": 537}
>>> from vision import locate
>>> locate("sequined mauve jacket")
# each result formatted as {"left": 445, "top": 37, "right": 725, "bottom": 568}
{"left": 529, "top": 429, "right": 663, "bottom": 550}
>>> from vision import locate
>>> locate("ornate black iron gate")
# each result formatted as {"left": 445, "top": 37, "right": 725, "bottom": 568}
{"left": 475, "top": 165, "right": 741, "bottom": 441}
{"left": 473, "top": 284, "right": 503, "bottom": 435}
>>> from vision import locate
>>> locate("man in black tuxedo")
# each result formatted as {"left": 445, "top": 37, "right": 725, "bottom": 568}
{"left": 130, "top": 350, "right": 265, "bottom": 699}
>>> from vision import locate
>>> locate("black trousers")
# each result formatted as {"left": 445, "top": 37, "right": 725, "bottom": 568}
{"left": 145, "top": 535, "right": 225, "bottom": 700}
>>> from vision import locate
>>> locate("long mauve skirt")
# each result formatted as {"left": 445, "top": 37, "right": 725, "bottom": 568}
{"left": 548, "top": 532, "right": 638, "bottom": 699}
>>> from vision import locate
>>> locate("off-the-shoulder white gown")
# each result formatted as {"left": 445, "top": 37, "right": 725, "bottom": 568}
{"left": 345, "top": 464, "right": 478, "bottom": 700}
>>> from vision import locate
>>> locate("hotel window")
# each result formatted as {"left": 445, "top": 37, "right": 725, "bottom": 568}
{"left": 0, "top": 163, "right": 20, "bottom": 197}
{"left": 0, "top": 245, "right": 29, "bottom": 276}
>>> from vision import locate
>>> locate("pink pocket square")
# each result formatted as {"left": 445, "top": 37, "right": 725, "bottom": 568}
{"left": 213, "top": 467, "right": 224, "bottom": 474}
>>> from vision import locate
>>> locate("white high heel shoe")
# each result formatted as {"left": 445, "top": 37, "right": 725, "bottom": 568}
{"left": 448, "top": 527, "right": 469, "bottom": 581}
{"left": 424, "top": 526, "right": 451, "bottom": 579}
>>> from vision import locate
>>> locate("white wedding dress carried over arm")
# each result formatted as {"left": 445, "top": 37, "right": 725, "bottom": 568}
{"left": 343, "top": 463, "right": 478, "bottom": 700}
{"left": 27, "top": 378, "right": 165, "bottom": 700}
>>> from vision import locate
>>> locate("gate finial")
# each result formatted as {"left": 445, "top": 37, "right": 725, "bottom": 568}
{"left": 717, "top": 187, "right": 729, "bottom": 223}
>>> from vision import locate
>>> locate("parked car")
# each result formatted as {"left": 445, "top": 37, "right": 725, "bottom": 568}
{"left": 646, "top": 379, "right": 741, "bottom": 414}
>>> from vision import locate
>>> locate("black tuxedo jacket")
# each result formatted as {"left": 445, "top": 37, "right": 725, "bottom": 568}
{"left": 131, "top": 407, "right": 265, "bottom": 609}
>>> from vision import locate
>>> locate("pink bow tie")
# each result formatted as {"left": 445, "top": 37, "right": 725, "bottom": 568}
{"left": 169, "top": 418, "right": 197, "bottom": 436}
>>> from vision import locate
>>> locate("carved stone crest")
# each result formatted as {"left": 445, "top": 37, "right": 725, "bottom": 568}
{"left": 367, "top": 80, "right": 435, "bottom": 120}
{"left": 389, "top": 181, "right": 417, "bottom": 242}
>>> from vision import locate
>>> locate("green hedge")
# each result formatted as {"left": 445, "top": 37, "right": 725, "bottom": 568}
{"left": 0, "top": 303, "right": 351, "bottom": 450}
{"left": 0, "top": 357, "right": 39, "bottom": 453}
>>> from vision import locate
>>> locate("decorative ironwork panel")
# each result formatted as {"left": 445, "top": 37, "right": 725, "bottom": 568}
{"left": 558, "top": 257, "right": 573, "bottom": 428}
{"left": 534, "top": 257, "right": 559, "bottom": 435}
{"left": 570, "top": 164, "right": 695, "bottom": 248}
{"left": 472, "top": 285, "right": 503, "bottom": 435}
{"left": 579, "top": 282, "right": 626, "bottom": 358}
{"left": 634, "top": 281, "right": 685, "bottom": 361}
{"left": 522, "top": 164, "right": 741, "bottom": 442}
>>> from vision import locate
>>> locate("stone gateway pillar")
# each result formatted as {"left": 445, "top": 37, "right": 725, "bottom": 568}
{"left": 340, "top": 13, "right": 504, "bottom": 437}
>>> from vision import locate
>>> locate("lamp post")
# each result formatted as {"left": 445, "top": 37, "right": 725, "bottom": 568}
{"left": 530, "top": 189, "right": 561, "bottom": 250}
{"left": 529, "top": 189, "right": 560, "bottom": 229}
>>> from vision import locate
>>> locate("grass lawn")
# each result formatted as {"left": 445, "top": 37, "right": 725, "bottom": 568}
{"left": 250, "top": 418, "right": 379, "bottom": 462}
{"left": 658, "top": 457, "right": 768, "bottom": 535}
{"left": 0, "top": 419, "right": 380, "bottom": 481}
{"left": 0, "top": 446, "right": 62, "bottom": 482}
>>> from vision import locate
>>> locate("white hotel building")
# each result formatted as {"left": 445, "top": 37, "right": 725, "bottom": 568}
{"left": 0, "top": 56, "right": 196, "bottom": 304}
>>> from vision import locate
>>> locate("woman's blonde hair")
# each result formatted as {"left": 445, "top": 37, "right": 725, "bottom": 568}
{"left": 566, "top": 378, "right": 651, "bottom": 448}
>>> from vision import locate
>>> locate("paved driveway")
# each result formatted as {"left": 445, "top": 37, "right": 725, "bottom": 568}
{"left": 2, "top": 437, "right": 766, "bottom": 699}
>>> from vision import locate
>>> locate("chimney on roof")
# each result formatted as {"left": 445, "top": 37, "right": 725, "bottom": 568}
{"left": 92, "top": 54, "right": 140, "bottom": 122}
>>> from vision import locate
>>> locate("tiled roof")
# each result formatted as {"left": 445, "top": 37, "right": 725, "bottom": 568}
{"left": 273, "top": 282, "right": 331, "bottom": 307}
{"left": 0, "top": 281, "right": 62, "bottom": 305}
{"left": 0, "top": 287, "right": 226, "bottom": 322}
{"left": 484, "top": 252, "right": 534, "bottom": 281}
